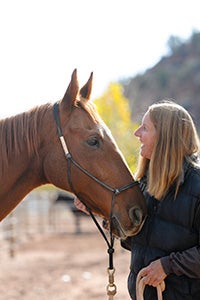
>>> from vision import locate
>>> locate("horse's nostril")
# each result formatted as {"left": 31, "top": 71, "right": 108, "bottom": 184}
{"left": 129, "top": 207, "right": 142, "bottom": 226}
{"left": 102, "top": 219, "right": 109, "bottom": 229}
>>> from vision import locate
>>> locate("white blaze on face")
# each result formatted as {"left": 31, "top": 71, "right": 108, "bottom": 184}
{"left": 98, "top": 120, "right": 117, "bottom": 145}
{"left": 98, "top": 120, "right": 129, "bottom": 167}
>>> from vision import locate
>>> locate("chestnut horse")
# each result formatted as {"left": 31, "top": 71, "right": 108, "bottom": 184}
{"left": 0, "top": 69, "right": 146, "bottom": 239}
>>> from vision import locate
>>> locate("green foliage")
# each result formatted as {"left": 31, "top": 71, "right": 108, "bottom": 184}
{"left": 94, "top": 82, "right": 140, "bottom": 172}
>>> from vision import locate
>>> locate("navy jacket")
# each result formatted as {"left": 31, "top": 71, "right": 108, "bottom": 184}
{"left": 122, "top": 162, "right": 200, "bottom": 300}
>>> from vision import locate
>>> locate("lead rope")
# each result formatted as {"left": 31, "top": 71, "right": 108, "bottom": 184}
{"left": 90, "top": 208, "right": 117, "bottom": 300}
{"left": 67, "top": 157, "right": 117, "bottom": 299}
{"left": 136, "top": 269, "right": 165, "bottom": 300}
{"left": 89, "top": 213, "right": 117, "bottom": 300}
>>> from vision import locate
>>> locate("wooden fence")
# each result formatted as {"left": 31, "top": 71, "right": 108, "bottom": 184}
{"left": 0, "top": 189, "right": 87, "bottom": 258}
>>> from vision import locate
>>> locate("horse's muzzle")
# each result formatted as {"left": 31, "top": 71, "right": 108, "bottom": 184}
{"left": 128, "top": 206, "right": 144, "bottom": 227}
{"left": 103, "top": 206, "right": 145, "bottom": 239}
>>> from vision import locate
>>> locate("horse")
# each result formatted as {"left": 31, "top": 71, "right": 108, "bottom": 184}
{"left": 51, "top": 191, "right": 88, "bottom": 234}
{"left": 0, "top": 69, "right": 146, "bottom": 239}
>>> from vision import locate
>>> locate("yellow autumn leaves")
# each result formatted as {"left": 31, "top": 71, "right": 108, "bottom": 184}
{"left": 94, "top": 82, "right": 140, "bottom": 173}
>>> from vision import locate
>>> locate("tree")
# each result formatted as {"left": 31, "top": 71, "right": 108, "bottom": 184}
{"left": 94, "top": 82, "right": 140, "bottom": 172}
{"left": 167, "top": 35, "right": 183, "bottom": 54}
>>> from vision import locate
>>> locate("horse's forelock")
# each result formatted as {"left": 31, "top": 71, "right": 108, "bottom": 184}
{"left": 78, "top": 98, "right": 101, "bottom": 124}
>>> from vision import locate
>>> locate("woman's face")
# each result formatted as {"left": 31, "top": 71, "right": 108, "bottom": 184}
{"left": 134, "top": 111, "right": 156, "bottom": 159}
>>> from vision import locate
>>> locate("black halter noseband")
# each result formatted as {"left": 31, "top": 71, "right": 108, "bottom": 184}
{"left": 53, "top": 102, "right": 139, "bottom": 270}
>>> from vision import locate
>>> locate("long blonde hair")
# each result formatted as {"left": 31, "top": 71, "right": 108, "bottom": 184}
{"left": 135, "top": 100, "right": 200, "bottom": 199}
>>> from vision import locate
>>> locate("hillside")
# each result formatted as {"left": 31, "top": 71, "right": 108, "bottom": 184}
{"left": 122, "top": 31, "right": 200, "bottom": 132}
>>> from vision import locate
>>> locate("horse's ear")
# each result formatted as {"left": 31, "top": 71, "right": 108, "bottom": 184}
{"left": 62, "top": 69, "right": 79, "bottom": 107}
{"left": 79, "top": 72, "right": 93, "bottom": 101}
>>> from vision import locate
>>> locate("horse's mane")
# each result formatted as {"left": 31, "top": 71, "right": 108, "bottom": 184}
{"left": 0, "top": 99, "right": 101, "bottom": 170}
{"left": 0, "top": 103, "right": 52, "bottom": 167}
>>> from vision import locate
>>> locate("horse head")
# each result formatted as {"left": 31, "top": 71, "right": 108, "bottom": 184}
{"left": 43, "top": 69, "right": 147, "bottom": 239}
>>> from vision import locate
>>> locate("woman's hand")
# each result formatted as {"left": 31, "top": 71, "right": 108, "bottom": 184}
{"left": 139, "top": 259, "right": 167, "bottom": 287}
{"left": 74, "top": 197, "right": 90, "bottom": 215}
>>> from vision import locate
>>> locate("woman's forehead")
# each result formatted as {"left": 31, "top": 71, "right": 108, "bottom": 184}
{"left": 142, "top": 111, "right": 151, "bottom": 123}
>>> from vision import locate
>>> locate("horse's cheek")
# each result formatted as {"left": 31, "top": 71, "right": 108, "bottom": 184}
{"left": 42, "top": 152, "right": 67, "bottom": 188}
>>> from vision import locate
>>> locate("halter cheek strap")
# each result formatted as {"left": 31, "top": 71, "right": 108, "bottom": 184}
{"left": 53, "top": 101, "right": 70, "bottom": 155}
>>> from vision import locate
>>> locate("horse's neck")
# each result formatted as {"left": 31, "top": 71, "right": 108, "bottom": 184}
{"left": 0, "top": 157, "right": 42, "bottom": 221}
{"left": 0, "top": 109, "right": 47, "bottom": 221}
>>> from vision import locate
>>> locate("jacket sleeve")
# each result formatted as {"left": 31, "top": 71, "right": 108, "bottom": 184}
{"left": 161, "top": 201, "right": 200, "bottom": 278}
{"left": 161, "top": 246, "right": 200, "bottom": 278}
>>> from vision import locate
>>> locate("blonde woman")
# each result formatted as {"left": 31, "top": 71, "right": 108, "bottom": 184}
{"left": 122, "top": 100, "right": 200, "bottom": 299}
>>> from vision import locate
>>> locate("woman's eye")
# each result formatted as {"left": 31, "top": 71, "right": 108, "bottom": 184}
{"left": 142, "top": 125, "right": 147, "bottom": 131}
{"left": 87, "top": 137, "right": 100, "bottom": 147}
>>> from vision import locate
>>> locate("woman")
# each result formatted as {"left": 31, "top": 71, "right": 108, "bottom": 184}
{"left": 75, "top": 100, "right": 200, "bottom": 299}
{"left": 121, "top": 100, "right": 200, "bottom": 299}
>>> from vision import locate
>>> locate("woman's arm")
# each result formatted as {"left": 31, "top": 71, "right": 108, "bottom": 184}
{"left": 161, "top": 200, "right": 200, "bottom": 278}
{"left": 161, "top": 246, "right": 200, "bottom": 278}
{"left": 138, "top": 246, "right": 200, "bottom": 288}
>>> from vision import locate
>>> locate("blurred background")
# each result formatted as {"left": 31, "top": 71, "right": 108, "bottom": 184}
{"left": 0, "top": 0, "right": 200, "bottom": 299}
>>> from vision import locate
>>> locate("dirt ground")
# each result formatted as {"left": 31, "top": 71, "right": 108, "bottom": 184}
{"left": 0, "top": 217, "right": 131, "bottom": 300}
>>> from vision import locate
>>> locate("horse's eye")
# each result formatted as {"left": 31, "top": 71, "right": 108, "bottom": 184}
{"left": 87, "top": 137, "right": 100, "bottom": 148}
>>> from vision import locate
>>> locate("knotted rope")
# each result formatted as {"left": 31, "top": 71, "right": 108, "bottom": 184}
{"left": 136, "top": 269, "right": 165, "bottom": 300}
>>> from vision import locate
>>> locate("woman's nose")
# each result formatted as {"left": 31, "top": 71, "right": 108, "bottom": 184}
{"left": 134, "top": 127, "right": 140, "bottom": 137}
